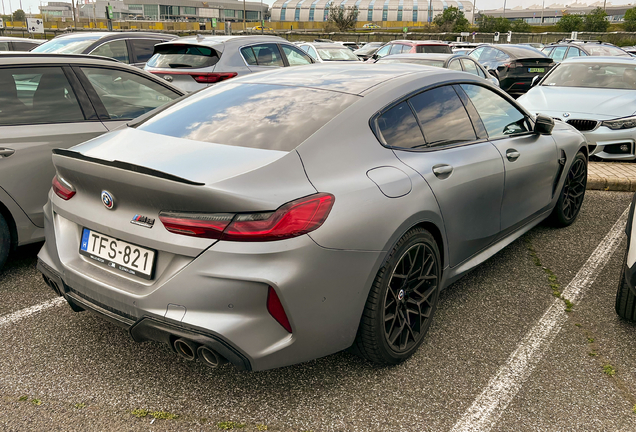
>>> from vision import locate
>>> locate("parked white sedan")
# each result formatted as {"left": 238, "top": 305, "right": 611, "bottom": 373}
{"left": 519, "top": 57, "right": 636, "bottom": 160}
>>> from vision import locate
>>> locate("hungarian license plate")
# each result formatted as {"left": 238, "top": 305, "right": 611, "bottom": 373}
{"left": 79, "top": 228, "right": 156, "bottom": 280}
{"left": 528, "top": 67, "right": 545, "bottom": 73}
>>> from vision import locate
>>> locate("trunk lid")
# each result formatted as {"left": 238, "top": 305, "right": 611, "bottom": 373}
{"left": 51, "top": 128, "right": 317, "bottom": 261}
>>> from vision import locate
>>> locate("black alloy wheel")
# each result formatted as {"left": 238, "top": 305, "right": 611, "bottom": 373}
{"left": 549, "top": 152, "right": 587, "bottom": 227}
{"left": 383, "top": 243, "right": 438, "bottom": 353}
{"left": 353, "top": 228, "right": 441, "bottom": 365}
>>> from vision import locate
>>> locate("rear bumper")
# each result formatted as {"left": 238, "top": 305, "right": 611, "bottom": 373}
{"left": 38, "top": 203, "right": 383, "bottom": 371}
{"left": 38, "top": 258, "right": 251, "bottom": 369}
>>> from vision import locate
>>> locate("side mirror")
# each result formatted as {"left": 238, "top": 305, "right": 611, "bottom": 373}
{"left": 488, "top": 69, "right": 497, "bottom": 78}
{"left": 531, "top": 75, "right": 541, "bottom": 87}
{"left": 534, "top": 114, "right": 554, "bottom": 135}
{"left": 372, "top": 53, "right": 379, "bottom": 60}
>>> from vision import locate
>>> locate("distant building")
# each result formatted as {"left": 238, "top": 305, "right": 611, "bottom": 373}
{"left": 270, "top": 0, "right": 474, "bottom": 23}
{"left": 40, "top": 2, "right": 74, "bottom": 19}
{"left": 480, "top": 2, "right": 633, "bottom": 24}
{"left": 42, "top": 0, "right": 268, "bottom": 22}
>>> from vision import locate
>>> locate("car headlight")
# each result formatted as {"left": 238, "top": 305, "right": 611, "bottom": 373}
{"left": 601, "top": 116, "right": 636, "bottom": 130}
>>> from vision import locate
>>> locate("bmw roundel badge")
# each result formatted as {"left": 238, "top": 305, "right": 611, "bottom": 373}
{"left": 101, "top": 190, "right": 114, "bottom": 210}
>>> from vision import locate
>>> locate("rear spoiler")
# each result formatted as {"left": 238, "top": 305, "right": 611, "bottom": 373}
{"left": 52, "top": 149, "right": 204, "bottom": 186}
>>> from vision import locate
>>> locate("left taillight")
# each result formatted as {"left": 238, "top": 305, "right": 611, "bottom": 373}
{"left": 52, "top": 175, "right": 75, "bottom": 200}
{"left": 159, "top": 193, "right": 335, "bottom": 242}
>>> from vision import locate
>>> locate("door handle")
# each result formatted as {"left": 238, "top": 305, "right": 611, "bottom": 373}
{"left": 432, "top": 164, "right": 453, "bottom": 178}
{"left": 506, "top": 149, "right": 520, "bottom": 162}
{"left": 0, "top": 148, "right": 15, "bottom": 158}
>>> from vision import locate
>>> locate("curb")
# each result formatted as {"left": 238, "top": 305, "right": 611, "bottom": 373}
{"left": 587, "top": 175, "right": 636, "bottom": 192}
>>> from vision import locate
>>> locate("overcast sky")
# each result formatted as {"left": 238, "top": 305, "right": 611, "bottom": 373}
{"left": 3, "top": 0, "right": 634, "bottom": 18}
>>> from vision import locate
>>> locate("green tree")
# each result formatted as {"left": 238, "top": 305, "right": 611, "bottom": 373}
{"left": 511, "top": 19, "right": 531, "bottom": 32}
{"left": 584, "top": 7, "right": 610, "bottom": 32}
{"left": 557, "top": 14, "right": 584, "bottom": 32}
{"left": 477, "top": 15, "right": 511, "bottom": 33}
{"left": 325, "top": 5, "right": 359, "bottom": 32}
{"left": 623, "top": 7, "right": 636, "bottom": 31}
{"left": 13, "top": 9, "right": 26, "bottom": 21}
{"left": 433, "top": 6, "right": 471, "bottom": 32}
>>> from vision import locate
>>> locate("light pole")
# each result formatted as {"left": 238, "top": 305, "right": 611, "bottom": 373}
{"left": 261, "top": 0, "right": 263, "bottom": 33}
{"left": 540, "top": 0, "right": 544, "bottom": 25}
{"left": 502, "top": 0, "right": 506, "bottom": 18}
{"left": 243, "top": 0, "right": 246, "bottom": 30}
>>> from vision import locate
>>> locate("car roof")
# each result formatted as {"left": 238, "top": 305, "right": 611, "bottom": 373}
{"left": 0, "top": 36, "right": 44, "bottom": 43}
{"left": 390, "top": 39, "right": 449, "bottom": 46}
{"left": 303, "top": 42, "right": 353, "bottom": 48}
{"left": 561, "top": 56, "right": 636, "bottom": 64}
{"left": 52, "top": 31, "right": 173, "bottom": 40}
{"left": 0, "top": 52, "right": 121, "bottom": 65}
{"left": 230, "top": 62, "right": 448, "bottom": 95}
{"left": 382, "top": 53, "right": 458, "bottom": 60}
{"left": 161, "top": 34, "right": 286, "bottom": 48}
{"left": 488, "top": 44, "right": 546, "bottom": 58}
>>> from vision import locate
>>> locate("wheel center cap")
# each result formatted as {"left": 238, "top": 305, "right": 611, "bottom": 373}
{"left": 398, "top": 289, "right": 405, "bottom": 301}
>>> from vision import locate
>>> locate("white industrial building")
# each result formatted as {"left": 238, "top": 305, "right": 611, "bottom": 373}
{"left": 270, "top": 0, "right": 474, "bottom": 23}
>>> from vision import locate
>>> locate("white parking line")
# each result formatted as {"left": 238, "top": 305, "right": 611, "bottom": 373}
{"left": 0, "top": 297, "right": 66, "bottom": 329}
{"left": 450, "top": 207, "right": 629, "bottom": 432}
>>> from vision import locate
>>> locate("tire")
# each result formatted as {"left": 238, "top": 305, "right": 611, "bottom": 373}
{"left": 616, "top": 250, "right": 636, "bottom": 322}
{"left": 353, "top": 228, "right": 441, "bottom": 365}
{"left": 0, "top": 213, "right": 10, "bottom": 272}
{"left": 548, "top": 151, "right": 587, "bottom": 227}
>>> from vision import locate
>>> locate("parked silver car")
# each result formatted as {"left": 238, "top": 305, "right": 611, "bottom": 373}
{"left": 38, "top": 63, "right": 587, "bottom": 371}
{"left": 0, "top": 36, "right": 44, "bottom": 51}
{"left": 0, "top": 53, "right": 185, "bottom": 270}
{"left": 616, "top": 192, "right": 636, "bottom": 322}
{"left": 298, "top": 42, "right": 362, "bottom": 62}
{"left": 144, "top": 35, "right": 315, "bottom": 92}
{"left": 32, "top": 32, "right": 176, "bottom": 67}
{"left": 519, "top": 57, "right": 636, "bottom": 160}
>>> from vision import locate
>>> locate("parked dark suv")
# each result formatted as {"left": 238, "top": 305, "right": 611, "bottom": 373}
{"left": 32, "top": 32, "right": 176, "bottom": 67}
{"left": 542, "top": 40, "right": 630, "bottom": 63}
{"left": 469, "top": 44, "right": 554, "bottom": 97}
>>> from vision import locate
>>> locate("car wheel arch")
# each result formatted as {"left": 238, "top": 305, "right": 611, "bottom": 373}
{"left": 0, "top": 200, "right": 17, "bottom": 251}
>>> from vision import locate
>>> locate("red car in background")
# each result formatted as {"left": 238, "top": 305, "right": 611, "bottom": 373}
{"left": 366, "top": 40, "right": 452, "bottom": 63}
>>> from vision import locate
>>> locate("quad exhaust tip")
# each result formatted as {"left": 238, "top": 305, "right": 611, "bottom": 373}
{"left": 173, "top": 338, "right": 227, "bottom": 368}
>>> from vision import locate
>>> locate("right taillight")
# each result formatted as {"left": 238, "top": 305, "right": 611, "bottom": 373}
{"left": 52, "top": 175, "right": 75, "bottom": 200}
{"left": 159, "top": 193, "right": 335, "bottom": 242}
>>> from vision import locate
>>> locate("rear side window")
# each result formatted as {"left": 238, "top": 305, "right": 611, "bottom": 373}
{"left": 551, "top": 46, "right": 567, "bottom": 62}
{"left": 147, "top": 44, "right": 220, "bottom": 69}
{"left": 12, "top": 41, "right": 38, "bottom": 51}
{"left": 130, "top": 38, "right": 163, "bottom": 63}
{"left": 0, "top": 67, "right": 84, "bottom": 126}
{"left": 0, "top": 42, "right": 9, "bottom": 50}
{"left": 91, "top": 40, "right": 130, "bottom": 63}
{"left": 461, "top": 59, "right": 479, "bottom": 76}
{"left": 281, "top": 45, "right": 313, "bottom": 66}
{"left": 416, "top": 45, "right": 452, "bottom": 54}
{"left": 241, "top": 44, "right": 284, "bottom": 67}
{"left": 136, "top": 83, "right": 359, "bottom": 151}
{"left": 80, "top": 67, "right": 180, "bottom": 120}
{"left": 376, "top": 102, "right": 425, "bottom": 149}
{"left": 409, "top": 86, "right": 476, "bottom": 147}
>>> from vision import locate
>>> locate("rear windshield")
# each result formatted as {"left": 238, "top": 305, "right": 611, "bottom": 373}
{"left": 316, "top": 47, "right": 360, "bottom": 61}
{"left": 135, "top": 83, "right": 359, "bottom": 151}
{"left": 354, "top": 43, "right": 383, "bottom": 55}
{"left": 585, "top": 45, "right": 631, "bottom": 57}
{"left": 501, "top": 46, "right": 546, "bottom": 59}
{"left": 542, "top": 62, "right": 636, "bottom": 89}
{"left": 32, "top": 35, "right": 102, "bottom": 54}
{"left": 146, "top": 44, "right": 220, "bottom": 69}
{"left": 416, "top": 45, "right": 452, "bottom": 54}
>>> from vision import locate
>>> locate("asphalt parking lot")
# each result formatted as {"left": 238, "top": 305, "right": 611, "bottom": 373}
{"left": 0, "top": 190, "right": 635, "bottom": 432}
